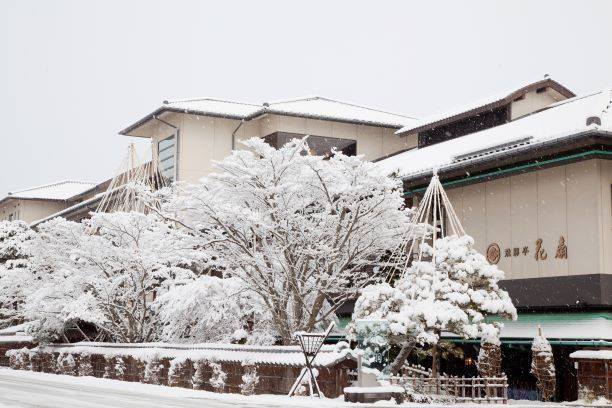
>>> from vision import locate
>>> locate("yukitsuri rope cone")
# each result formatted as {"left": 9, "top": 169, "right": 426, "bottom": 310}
{"left": 95, "top": 143, "right": 167, "bottom": 214}
{"left": 477, "top": 325, "right": 502, "bottom": 378}
{"left": 531, "top": 326, "right": 556, "bottom": 401}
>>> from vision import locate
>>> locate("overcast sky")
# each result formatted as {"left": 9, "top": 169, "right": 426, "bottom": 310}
{"left": 1, "top": 0, "right": 612, "bottom": 195}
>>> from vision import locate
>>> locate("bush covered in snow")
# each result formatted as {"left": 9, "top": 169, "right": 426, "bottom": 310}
{"left": 531, "top": 328, "right": 556, "bottom": 401}
{"left": 240, "top": 359, "right": 259, "bottom": 395}
{"left": 57, "top": 352, "right": 77, "bottom": 376}
{"left": 209, "top": 361, "right": 227, "bottom": 392}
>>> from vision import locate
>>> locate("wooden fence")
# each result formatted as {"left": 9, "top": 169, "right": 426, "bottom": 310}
{"left": 389, "top": 375, "right": 509, "bottom": 404}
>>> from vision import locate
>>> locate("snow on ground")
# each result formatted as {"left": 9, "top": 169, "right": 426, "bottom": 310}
{"left": 0, "top": 368, "right": 596, "bottom": 408}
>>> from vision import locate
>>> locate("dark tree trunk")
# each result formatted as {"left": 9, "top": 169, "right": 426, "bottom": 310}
{"left": 389, "top": 340, "right": 416, "bottom": 375}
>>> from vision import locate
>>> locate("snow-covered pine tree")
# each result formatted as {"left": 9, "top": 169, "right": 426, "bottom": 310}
{"left": 351, "top": 174, "right": 516, "bottom": 375}
{"left": 240, "top": 359, "right": 259, "bottom": 395}
{"left": 209, "top": 361, "right": 227, "bottom": 393}
{"left": 477, "top": 324, "right": 502, "bottom": 377}
{"left": 531, "top": 327, "right": 556, "bottom": 401}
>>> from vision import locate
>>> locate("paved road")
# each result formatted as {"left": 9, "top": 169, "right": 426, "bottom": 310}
{"left": 0, "top": 370, "right": 288, "bottom": 408}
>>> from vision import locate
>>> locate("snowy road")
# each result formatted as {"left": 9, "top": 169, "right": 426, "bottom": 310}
{"left": 0, "top": 369, "right": 567, "bottom": 408}
{"left": 0, "top": 369, "right": 337, "bottom": 408}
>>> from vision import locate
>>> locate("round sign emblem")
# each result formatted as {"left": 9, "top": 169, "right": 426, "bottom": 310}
{"left": 486, "top": 243, "right": 501, "bottom": 265}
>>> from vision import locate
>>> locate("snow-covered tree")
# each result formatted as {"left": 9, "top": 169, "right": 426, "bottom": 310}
{"left": 154, "top": 275, "right": 275, "bottom": 344}
{"left": 23, "top": 212, "right": 201, "bottom": 343}
{"left": 240, "top": 359, "right": 259, "bottom": 395}
{"left": 159, "top": 137, "right": 411, "bottom": 343}
{"left": 531, "top": 327, "right": 556, "bottom": 401}
{"left": 78, "top": 353, "right": 94, "bottom": 377}
{"left": 0, "top": 220, "right": 36, "bottom": 328}
{"left": 477, "top": 323, "right": 502, "bottom": 377}
{"left": 352, "top": 235, "right": 516, "bottom": 374}
{"left": 209, "top": 361, "right": 227, "bottom": 392}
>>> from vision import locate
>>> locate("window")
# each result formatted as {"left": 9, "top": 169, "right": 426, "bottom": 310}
{"left": 263, "top": 132, "right": 356, "bottom": 158}
{"left": 158, "top": 135, "right": 176, "bottom": 182}
{"left": 536, "top": 87, "right": 547, "bottom": 94}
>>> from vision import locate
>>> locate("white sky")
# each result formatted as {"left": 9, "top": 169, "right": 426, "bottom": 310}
{"left": 2, "top": 0, "right": 612, "bottom": 195}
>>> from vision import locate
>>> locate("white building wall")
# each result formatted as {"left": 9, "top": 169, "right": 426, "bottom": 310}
{"left": 446, "top": 159, "right": 609, "bottom": 280}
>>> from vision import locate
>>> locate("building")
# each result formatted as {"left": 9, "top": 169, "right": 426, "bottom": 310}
{"left": 0, "top": 181, "right": 100, "bottom": 224}
{"left": 377, "top": 77, "right": 612, "bottom": 400}
{"left": 119, "top": 96, "right": 418, "bottom": 183}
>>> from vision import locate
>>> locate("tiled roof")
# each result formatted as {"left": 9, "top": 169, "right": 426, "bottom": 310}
{"left": 41, "top": 342, "right": 355, "bottom": 367}
{"left": 5, "top": 181, "right": 96, "bottom": 201}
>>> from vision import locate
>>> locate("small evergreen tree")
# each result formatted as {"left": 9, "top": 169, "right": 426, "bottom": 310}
{"left": 78, "top": 353, "right": 94, "bottom": 377}
{"left": 477, "top": 324, "right": 502, "bottom": 377}
{"left": 143, "top": 356, "right": 164, "bottom": 385}
{"left": 240, "top": 360, "right": 259, "bottom": 395}
{"left": 192, "top": 359, "right": 209, "bottom": 390}
{"left": 115, "top": 356, "right": 127, "bottom": 381}
{"left": 531, "top": 327, "right": 556, "bottom": 401}
{"left": 209, "top": 361, "right": 227, "bottom": 393}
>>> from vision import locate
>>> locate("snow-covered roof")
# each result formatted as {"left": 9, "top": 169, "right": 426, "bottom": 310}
{"left": 444, "top": 314, "right": 612, "bottom": 341}
{"left": 3, "top": 181, "right": 96, "bottom": 202}
{"left": 377, "top": 89, "right": 612, "bottom": 179}
{"left": 0, "top": 322, "right": 33, "bottom": 344}
{"left": 570, "top": 350, "right": 612, "bottom": 360}
{"left": 39, "top": 342, "right": 355, "bottom": 367}
{"left": 121, "top": 96, "right": 416, "bottom": 135}
{"left": 395, "top": 77, "right": 574, "bottom": 135}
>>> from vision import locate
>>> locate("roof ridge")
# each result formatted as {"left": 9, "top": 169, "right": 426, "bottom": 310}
{"left": 9, "top": 180, "right": 95, "bottom": 195}
{"left": 164, "top": 97, "right": 261, "bottom": 107}
{"left": 396, "top": 76, "right": 575, "bottom": 135}
{"left": 269, "top": 96, "right": 417, "bottom": 119}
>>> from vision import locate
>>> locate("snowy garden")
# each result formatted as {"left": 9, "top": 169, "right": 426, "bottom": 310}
{"left": 0, "top": 137, "right": 608, "bottom": 406}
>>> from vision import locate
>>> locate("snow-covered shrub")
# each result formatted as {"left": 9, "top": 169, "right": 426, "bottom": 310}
{"left": 240, "top": 359, "right": 259, "bottom": 395}
{"left": 531, "top": 328, "right": 556, "bottom": 401}
{"left": 192, "top": 359, "right": 209, "bottom": 390}
{"left": 78, "top": 353, "right": 94, "bottom": 377}
{"left": 168, "top": 357, "right": 192, "bottom": 388}
{"left": 7, "top": 347, "right": 30, "bottom": 370}
{"left": 477, "top": 324, "right": 502, "bottom": 377}
{"left": 351, "top": 234, "right": 516, "bottom": 373}
{"left": 143, "top": 355, "right": 166, "bottom": 385}
{"left": 57, "top": 352, "right": 76, "bottom": 376}
{"left": 115, "top": 356, "right": 128, "bottom": 381}
{"left": 209, "top": 361, "right": 227, "bottom": 392}
{"left": 103, "top": 356, "right": 116, "bottom": 379}
{"left": 160, "top": 137, "right": 411, "bottom": 343}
